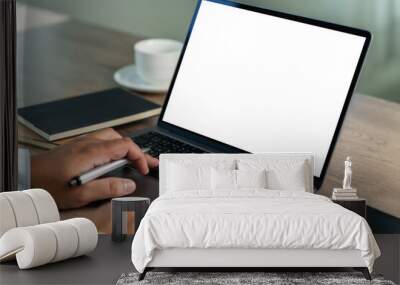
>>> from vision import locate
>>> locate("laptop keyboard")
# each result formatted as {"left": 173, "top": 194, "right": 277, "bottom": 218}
{"left": 133, "top": 131, "right": 205, "bottom": 158}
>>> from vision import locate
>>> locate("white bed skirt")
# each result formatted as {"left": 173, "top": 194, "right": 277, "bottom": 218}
{"left": 148, "top": 248, "right": 366, "bottom": 268}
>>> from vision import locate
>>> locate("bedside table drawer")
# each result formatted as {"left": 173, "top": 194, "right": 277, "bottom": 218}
{"left": 333, "top": 199, "right": 366, "bottom": 218}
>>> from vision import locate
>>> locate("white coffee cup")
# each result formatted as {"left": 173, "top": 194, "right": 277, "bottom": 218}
{"left": 134, "top": 39, "right": 183, "bottom": 85}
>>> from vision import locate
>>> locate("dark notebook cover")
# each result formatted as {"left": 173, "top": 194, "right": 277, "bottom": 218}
{"left": 18, "top": 88, "right": 161, "bottom": 141}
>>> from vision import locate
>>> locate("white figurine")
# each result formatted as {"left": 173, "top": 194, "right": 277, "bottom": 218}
{"left": 343, "top": 156, "right": 352, "bottom": 189}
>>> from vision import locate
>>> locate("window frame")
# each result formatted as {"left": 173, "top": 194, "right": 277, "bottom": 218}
{"left": 0, "top": 0, "right": 17, "bottom": 192}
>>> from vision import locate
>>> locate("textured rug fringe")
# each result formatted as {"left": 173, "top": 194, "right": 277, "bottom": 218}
{"left": 116, "top": 271, "right": 394, "bottom": 285}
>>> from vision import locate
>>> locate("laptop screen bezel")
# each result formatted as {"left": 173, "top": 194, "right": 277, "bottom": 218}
{"left": 157, "top": 0, "right": 371, "bottom": 190}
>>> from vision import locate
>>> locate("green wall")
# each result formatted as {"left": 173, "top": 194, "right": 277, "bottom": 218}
{"left": 19, "top": 0, "right": 197, "bottom": 40}
{"left": 17, "top": 0, "right": 397, "bottom": 41}
{"left": 19, "top": 0, "right": 400, "bottom": 102}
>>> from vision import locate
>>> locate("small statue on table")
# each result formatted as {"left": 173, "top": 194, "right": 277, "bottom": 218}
{"left": 343, "top": 156, "right": 352, "bottom": 189}
{"left": 332, "top": 156, "right": 358, "bottom": 200}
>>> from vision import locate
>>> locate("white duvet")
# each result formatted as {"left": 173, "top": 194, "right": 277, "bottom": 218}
{"left": 131, "top": 190, "right": 380, "bottom": 273}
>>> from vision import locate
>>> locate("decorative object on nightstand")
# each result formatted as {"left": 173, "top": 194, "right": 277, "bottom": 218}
{"left": 332, "top": 198, "right": 367, "bottom": 218}
{"left": 112, "top": 197, "right": 150, "bottom": 242}
{"left": 332, "top": 156, "right": 359, "bottom": 200}
{"left": 332, "top": 157, "right": 366, "bottom": 218}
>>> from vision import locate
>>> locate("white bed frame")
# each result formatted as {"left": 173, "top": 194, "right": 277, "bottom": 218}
{"left": 139, "top": 154, "right": 371, "bottom": 281}
{"left": 142, "top": 248, "right": 370, "bottom": 280}
{"left": 148, "top": 248, "right": 365, "bottom": 268}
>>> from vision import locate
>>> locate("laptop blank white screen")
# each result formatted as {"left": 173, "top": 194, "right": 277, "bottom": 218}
{"left": 162, "top": 0, "right": 366, "bottom": 177}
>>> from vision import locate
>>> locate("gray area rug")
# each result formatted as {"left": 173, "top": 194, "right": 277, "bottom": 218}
{"left": 117, "top": 272, "right": 396, "bottom": 285}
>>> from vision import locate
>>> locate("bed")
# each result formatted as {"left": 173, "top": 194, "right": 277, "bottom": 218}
{"left": 131, "top": 154, "right": 380, "bottom": 280}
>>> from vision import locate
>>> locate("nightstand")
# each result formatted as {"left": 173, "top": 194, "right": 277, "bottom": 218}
{"left": 112, "top": 197, "right": 150, "bottom": 242}
{"left": 332, "top": 198, "right": 366, "bottom": 218}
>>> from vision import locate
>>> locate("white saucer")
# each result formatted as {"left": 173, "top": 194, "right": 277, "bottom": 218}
{"left": 113, "top": 64, "right": 170, "bottom": 93}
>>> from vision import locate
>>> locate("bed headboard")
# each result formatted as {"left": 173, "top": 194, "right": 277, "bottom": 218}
{"left": 159, "top": 153, "right": 314, "bottom": 195}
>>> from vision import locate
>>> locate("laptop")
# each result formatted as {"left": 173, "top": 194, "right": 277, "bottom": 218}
{"left": 130, "top": 0, "right": 371, "bottom": 189}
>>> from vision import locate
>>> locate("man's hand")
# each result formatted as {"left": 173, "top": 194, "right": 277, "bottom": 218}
{"left": 31, "top": 128, "right": 158, "bottom": 209}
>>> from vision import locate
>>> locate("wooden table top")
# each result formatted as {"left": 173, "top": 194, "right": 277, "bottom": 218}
{"left": 18, "top": 17, "right": 400, "bottom": 234}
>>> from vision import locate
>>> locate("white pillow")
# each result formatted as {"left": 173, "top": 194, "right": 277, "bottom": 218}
{"left": 211, "top": 169, "right": 268, "bottom": 190}
{"left": 237, "top": 159, "right": 307, "bottom": 191}
{"left": 211, "top": 168, "right": 236, "bottom": 190}
{"left": 166, "top": 163, "right": 212, "bottom": 191}
{"left": 268, "top": 167, "right": 306, "bottom": 191}
{"left": 236, "top": 169, "right": 267, "bottom": 189}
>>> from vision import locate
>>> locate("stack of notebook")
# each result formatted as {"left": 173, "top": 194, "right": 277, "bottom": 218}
{"left": 332, "top": 188, "right": 358, "bottom": 200}
{"left": 18, "top": 88, "right": 161, "bottom": 141}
